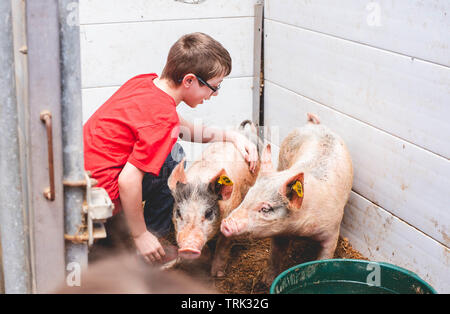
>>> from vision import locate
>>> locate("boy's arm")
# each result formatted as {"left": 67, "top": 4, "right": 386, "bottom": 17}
{"left": 178, "top": 116, "right": 258, "bottom": 172}
{"left": 118, "top": 162, "right": 165, "bottom": 263}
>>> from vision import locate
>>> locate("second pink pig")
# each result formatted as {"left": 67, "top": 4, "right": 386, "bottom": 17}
{"left": 221, "top": 114, "right": 353, "bottom": 284}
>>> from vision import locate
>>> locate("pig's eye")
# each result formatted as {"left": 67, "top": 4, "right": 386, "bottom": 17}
{"left": 175, "top": 208, "right": 182, "bottom": 220}
{"left": 260, "top": 204, "right": 274, "bottom": 214}
{"left": 205, "top": 207, "right": 214, "bottom": 220}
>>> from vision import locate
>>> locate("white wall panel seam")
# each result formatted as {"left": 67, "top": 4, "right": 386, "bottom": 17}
{"left": 265, "top": 18, "right": 450, "bottom": 69}
{"left": 81, "top": 76, "right": 255, "bottom": 90}
{"left": 344, "top": 190, "right": 450, "bottom": 250}
{"left": 80, "top": 16, "right": 256, "bottom": 26}
{"left": 264, "top": 78, "right": 450, "bottom": 161}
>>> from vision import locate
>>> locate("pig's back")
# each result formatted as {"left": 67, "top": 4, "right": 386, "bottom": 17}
{"left": 187, "top": 142, "right": 259, "bottom": 215}
{"left": 190, "top": 142, "right": 248, "bottom": 177}
{"left": 279, "top": 124, "right": 352, "bottom": 185}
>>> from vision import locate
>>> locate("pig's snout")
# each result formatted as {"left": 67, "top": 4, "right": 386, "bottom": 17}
{"left": 220, "top": 221, "right": 233, "bottom": 237}
{"left": 177, "top": 226, "right": 205, "bottom": 260}
{"left": 221, "top": 216, "right": 247, "bottom": 238}
{"left": 178, "top": 247, "right": 201, "bottom": 260}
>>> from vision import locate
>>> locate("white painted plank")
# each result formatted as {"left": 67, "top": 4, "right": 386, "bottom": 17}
{"left": 82, "top": 85, "right": 119, "bottom": 124}
{"left": 264, "top": 81, "right": 450, "bottom": 247}
{"left": 341, "top": 191, "right": 449, "bottom": 294}
{"left": 80, "top": 18, "right": 254, "bottom": 88}
{"left": 265, "top": 0, "right": 450, "bottom": 66}
{"left": 264, "top": 20, "right": 450, "bottom": 158}
{"left": 176, "top": 77, "right": 253, "bottom": 128}
{"left": 79, "top": 0, "right": 257, "bottom": 24}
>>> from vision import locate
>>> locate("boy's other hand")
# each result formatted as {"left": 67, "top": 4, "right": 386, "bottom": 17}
{"left": 133, "top": 230, "right": 166, "bottom": 264}
{"left": 230, "top": 132, "right": 258, "bottom": 173}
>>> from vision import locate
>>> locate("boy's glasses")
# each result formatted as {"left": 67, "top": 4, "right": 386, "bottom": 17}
{"left": 195, "top": 75, "right": 221, "bottom": 94}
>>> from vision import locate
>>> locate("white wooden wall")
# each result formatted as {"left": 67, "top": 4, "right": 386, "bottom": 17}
{"left": 79, "top": 0, "right": 259, "bottom": 162}
{"left": 79, "top": 0, "right": 449, "bottom": 293}
{"left": 264, "top": 0, "right": 450, "bottom": 293}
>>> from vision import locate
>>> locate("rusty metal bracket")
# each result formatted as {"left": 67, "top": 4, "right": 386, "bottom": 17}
{"left": 63, "top": 178, "right": 98, "bottom": 188}
{"left": 64, "top": 224, "right": 107, "bottom": 244}
{"left": 64, "top": 171, "right": 113, "bottom": 246}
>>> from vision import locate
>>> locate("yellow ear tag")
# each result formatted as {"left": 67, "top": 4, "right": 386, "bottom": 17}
{"left": 292, "top": 181, "right": 303, "bottom": 197}
{"left": 218, "top": 175, "right": 233, "bottom": 186}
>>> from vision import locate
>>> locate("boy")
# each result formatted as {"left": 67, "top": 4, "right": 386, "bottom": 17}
{"left": 84, "top": 32, "right": 258, "bottom": 264}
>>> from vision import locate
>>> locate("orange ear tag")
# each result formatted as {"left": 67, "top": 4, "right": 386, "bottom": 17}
{"left": 218, "top": 175, "right": 233, "bottom": 186}
{"left": 292, "top": 181, "right": 303, "bottom": 197}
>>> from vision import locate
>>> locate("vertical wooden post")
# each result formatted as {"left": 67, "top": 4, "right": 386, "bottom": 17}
{"left": 26, "top": 0, "right": 66, "bottom": 293}
{"left": 252, "top": 1, "right": 264, "bottom": 140}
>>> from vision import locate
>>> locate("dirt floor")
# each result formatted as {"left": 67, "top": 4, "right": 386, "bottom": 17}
{"left": 162, "top": 234, "right": 367, "bottom": 294}
{"left": 90, "top": 214, "right": 367, "bottom": 294}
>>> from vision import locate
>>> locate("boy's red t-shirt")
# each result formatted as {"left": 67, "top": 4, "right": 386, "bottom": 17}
{"left": 83, "top": 73, "right": 180, "bottom": 203}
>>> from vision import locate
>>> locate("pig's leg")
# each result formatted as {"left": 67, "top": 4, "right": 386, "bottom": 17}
{"left": 263, "top": 236, "right": 290, "bottom": 286}
{"left": 316, "top": 232, "right": 339, "bottom": 260}
{"left": 211, "top": 235, "right": 233, "bottom": 277}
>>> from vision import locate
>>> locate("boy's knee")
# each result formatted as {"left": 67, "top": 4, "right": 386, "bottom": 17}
{"left": 161, "top": 143, "right": 185, "bottom": 179}
{"left": 170, "top": 142, "right": 185, "bottom": 164}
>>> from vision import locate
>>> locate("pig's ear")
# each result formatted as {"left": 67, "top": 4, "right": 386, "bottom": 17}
{"left": 209, "top": 169, "right": 233, "bottom": 201}
{"left": 279, "top": 172, "right": 304, "bottom": 210}
{"left": 261, "top": 144, "right": 274, "bottom": 175}
{"left": 168, "top": 158, "right": 187, "bottom": 191}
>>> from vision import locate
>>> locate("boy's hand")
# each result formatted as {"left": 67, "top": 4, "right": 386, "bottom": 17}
{"left": 133, "top": 230, "right": 166, "bottom": 264}
{"left": 229, "top": 132, "right": 258, "bottom": 173}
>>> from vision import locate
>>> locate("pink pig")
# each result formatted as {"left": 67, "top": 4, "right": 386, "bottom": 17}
{"left": 168, "top": 121, "right": 261, "bottom": 277}
{"left": 221, "top": 113, "right": 353, "bottom": 284}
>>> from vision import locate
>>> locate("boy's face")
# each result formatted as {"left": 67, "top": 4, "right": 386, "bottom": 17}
{"left": 181, "top": 74, "right": 224, "bottom": 108}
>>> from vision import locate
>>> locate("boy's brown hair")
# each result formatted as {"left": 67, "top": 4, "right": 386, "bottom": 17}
{"left": 161, "top": 32, "right": 232, "bottom": 86}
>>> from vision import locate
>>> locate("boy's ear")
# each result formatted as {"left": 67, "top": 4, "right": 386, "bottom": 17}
{"left": 168, "top": 158, "right": 187, "bottom": 191}
{"left": 209, "top": 168, "right": 233, "bottom": 201}
{"left": 181, "top": 73, "right": 196, "bottom": 87}
{"left": 278, "top": 172, "right": 304, "bottom": 210}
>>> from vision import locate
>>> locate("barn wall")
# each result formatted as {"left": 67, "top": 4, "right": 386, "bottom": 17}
{"left": 78, "top": 0, "right": 449, "bottom": 293}
{"left": 264, "top": 0, "right": 450, "bottom": 293}
{"left": 79, "top": 0, "right": 259, "bottom": 162}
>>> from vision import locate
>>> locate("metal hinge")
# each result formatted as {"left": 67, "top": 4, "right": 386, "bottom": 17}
{"left": 64, "top": 171, "right": 114, "bottom": 246}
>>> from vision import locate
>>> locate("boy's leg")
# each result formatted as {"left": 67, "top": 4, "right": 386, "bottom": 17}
{"left": 142, "top": 143, "right": 185, "bottom": 237}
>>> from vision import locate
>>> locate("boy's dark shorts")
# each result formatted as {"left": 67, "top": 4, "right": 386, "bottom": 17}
{"left": 141, "top": 142, "right": 185, "bottom": 237}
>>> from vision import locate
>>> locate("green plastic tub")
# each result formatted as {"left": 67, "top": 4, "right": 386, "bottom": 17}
{"left": 270, "top": 259, "right": 436, "bottom": 294}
